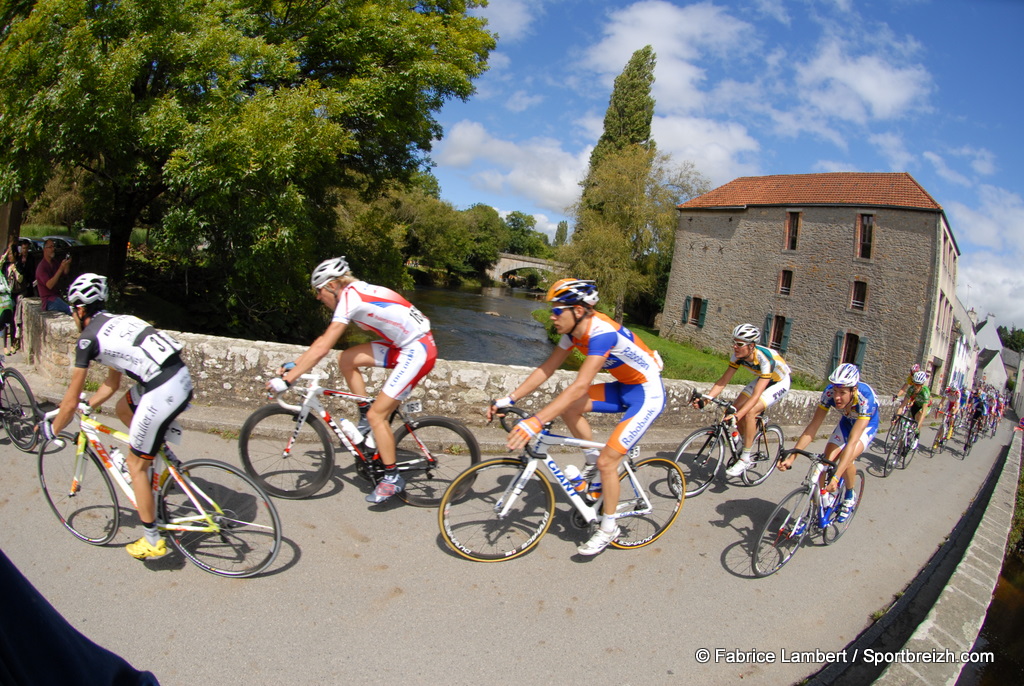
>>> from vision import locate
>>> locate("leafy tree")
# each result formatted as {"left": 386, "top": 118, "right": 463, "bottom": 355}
{"left": 998, "top": 325, "right": 1024, "bottom": 353}
{"left": 503, "top": 210, "right": 551, "bottom": 258}
{"left": 554, "top": 220, "right": 568, "bottom": 247}
{"left": 0, "top": 0, "right": 494, "bottom": 331}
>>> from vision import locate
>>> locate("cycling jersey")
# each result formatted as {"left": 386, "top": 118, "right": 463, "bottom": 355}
{"left": 332, "top": 281, "right": 430, "bottom": 348}
{"left": 905, "top": 384, "right": 931, "bottom": 407}
{"left": 819, "top": 381, "right": 881, "bottom": 435}
{"left": 75, "top": 312, "right": 184, "bottom": 384}
{"left": 558, "top": 312, "right": 661, "bottom": 385}
{"left": 729, "top": 345, "right": 791, "bottom": 383}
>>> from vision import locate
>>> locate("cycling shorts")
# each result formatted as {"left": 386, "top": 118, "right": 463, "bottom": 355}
{"left": 826, "top": 420, "right": 877, "bottom": 452}
{"left": 370, "top": 332, "right": 437, "bottom": 401}
{"left": 739, "top": 376, "right": 791, "bottom": 409}
{"left": 126, "top": 364, "right": 193, "bottom": 458}
{"left": 910, "top": 401, "right": 926, "bottom": 417}
{"left": 587, "top": 379, "right": 665, "bottom": 454}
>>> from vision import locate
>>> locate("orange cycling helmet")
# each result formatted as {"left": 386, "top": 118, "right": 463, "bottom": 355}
{"left": 546, "top": 279, "right": 598, "bottom": 306}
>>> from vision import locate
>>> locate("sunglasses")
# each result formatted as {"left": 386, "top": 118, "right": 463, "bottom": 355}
{"left": 732, "top": 341, "right": 751, "bottom": 348}
{"left": 551, "top": 306, "right": 573, "bottom": 317}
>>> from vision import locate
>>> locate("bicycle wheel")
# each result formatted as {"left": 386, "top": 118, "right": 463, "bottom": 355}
{"left": 882, "top": 426, "right": 902, "bottom": 477}
{"left": 899, "top": 430, "right": 918, "bottom": 469}
{"left": 752, "top": 487, "right": 813, "bottom": 577}
{"left": 496, "top": 405, "right": 531, "bottom": 433}
{"left": 672, "top": 427, "right": 724, "bottom": 497}
{"left": 823, "top": 469, "right": 865, "bottom": 545}
{"left": 742, "top": 424, "right": 783, "bottom": 487}
{"left": 38, "top": 435, "right": 120, "bottom": 545}
{"left": 393, "top": 416, "right": 482, "bottom": 507}
{"left": 610, "top": 457, "right": 685, "bottom": 549}
{"left": 160, "top": 460, "right": 282, "bottom": 578}
{"left": 438, "top": 458, "right": 555, "bottom": 562}
{"left": 2, "top": 367, "right": 40, "bottom": 452}
{"left": 930, "top": 419, "right": 945, "bottom": 454}
{"left": 238, "top": 404, "right": 335, "bottom": 499}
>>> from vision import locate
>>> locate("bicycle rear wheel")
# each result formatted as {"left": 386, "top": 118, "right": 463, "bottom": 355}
{"left": 393, "top": 416, "right": 482, "bottom": 507}
{"left": 38, "top": 435, "right": 120, "bottom": 545}
{"left": 238, "top": 404, "right": 335, "bottom": 499}
{"left": 752, "top": 487, "right": 812, "bottom": 577}
{"left": 672, "top": 427, "right": 723, "bottom": 497}
{"left": 610, "top": 457, "right": 685, "bottom": 549}
{"left": 822, "top": 469, "right": 865, "bottom": 545}
{"left": 2, "top": 367, "right": 40, "bottom": 452}
{"left": 160, "top": 460, "right": 282, "bottom": 578}
{"left": 438, "top": 458, "right": 555, "bottom": 562}
{"left": 742, "top": 424, "right": 783, "bottom": 487}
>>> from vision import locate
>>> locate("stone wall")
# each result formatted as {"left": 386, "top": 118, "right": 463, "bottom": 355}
{"left": 21, "top": 298, "right": 828, "bottom": 431}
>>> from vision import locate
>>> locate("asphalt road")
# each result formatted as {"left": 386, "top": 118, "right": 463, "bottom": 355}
{"left": 0, "top": 414, "right": 1011, "bottom": 685}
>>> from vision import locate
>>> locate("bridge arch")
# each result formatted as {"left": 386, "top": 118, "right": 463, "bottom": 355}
{"left": 487, "top": 252, "right": 568, "bottom": 282}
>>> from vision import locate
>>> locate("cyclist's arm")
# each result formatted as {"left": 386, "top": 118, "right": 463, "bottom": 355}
{"left": 88, "top": 368, "right": 122, "bottom": 411}
{"left": 707, "top": 366, "right": 738, "bottom": 399}
{"left": 791, "top": 405, "right": 829, "bottom": 453}
{"left": 52, "top": 367, "right": 89, "bottom": 435}
{"left": 532, "top": 353, "right": 606, "bottom": 426}
{"left": 282, "top": 321, "right": 347, "bottom": 385}
{"left": 489, "top": 346, "right": 572, "bottom": 422}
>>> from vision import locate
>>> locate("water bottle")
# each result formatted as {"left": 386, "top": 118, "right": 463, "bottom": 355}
{"left": 110, "top": 447, "right": 131, "bottom": 484}
{"left": 563, "top": 464, "right": 588, "bottom": 495}
{"left": 820, "top": 489, "right": 836, "bottom": 508}
{"left": 339, "top": 418, "right": 364, "bottom": 446}
{"left": 729, "top": 426, "right": 742, "bottom": 452}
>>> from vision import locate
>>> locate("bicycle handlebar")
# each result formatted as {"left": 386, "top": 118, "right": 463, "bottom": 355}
{"left": 688, "top": 389, "right": 737, "bottom": 415}
{"left": 779, "top": 447, "right": 838, "bottom": 469}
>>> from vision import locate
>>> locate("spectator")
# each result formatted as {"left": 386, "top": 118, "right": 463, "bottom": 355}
{"left": 35, "top": 238, "right": 72, "bottom": 314}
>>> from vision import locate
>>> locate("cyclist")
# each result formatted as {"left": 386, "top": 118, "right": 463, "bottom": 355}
{"left": 45, "top": 273, "right": 193, "bottom": 560}
{"left": 937, "top": 385, "right": 961, "bottom": 445}
{"left": 778, "top": 363, "right": 878, "bottom": 523}
{"left": 490, "top": 279, "right": 665, "bottom": 556}
{"left": 895, "top": 371, "right": 931, "bottom": 449}
{"left": 691, "top": 323, "right": 791, "bottom": 477}
{"left": 269, "top": 257, "right": 435, "bottom": 504}
{"left": 893, "top": 363, "right": 923, "bottom": 401}
{"left": 965, "top": 390, "right": 989, "bottom": 446}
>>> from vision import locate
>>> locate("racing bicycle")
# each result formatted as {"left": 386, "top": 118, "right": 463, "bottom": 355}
{"left": 239, "top": 372, "right": 480, "bottom": 505}
{"left": 438, "top": 423, "right": 685, "bottom": 562}
{"left": 882, "top": 412, "right": 918, "bottom": 476}
{"left": 751, "top": 448, "right": 865, "bottom": 577}
{"left": 672, "top": 390, "right": 784, "bottom": 497}
{"left": 0, "top": 355, "right": 40, "bottom": 452}
{"left": 37, "top": 403, "right": 282, "bottom": 578}
{"left": 929, "top": 409, "right": 955, "bottom": 455}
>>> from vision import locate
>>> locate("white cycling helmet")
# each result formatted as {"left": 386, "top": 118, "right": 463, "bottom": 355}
{"left": 67, "top": 273, "right": 109, "bottom": 306}
{"left": 732, "top": 323, "right": 760, "bottom": 343}
{"left": 546, "top": 278, "right": 599, "bottom": 306}
{"left": 828, "top": 363, "right": 860, "bottom": 387}
{"left": 912, "top": 370, "right": 928, "bottom": 384}
{"left": 311, "top": 256, "right": 350, "bottom": 290}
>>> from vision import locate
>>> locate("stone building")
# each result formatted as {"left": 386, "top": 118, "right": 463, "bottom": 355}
{"left": 658, "top": 172, "right": 959, "bottom": 392}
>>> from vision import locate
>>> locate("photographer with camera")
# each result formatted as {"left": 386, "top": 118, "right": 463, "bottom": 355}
{"left": 35, "top": 238, "right": 73, "bottom": 315}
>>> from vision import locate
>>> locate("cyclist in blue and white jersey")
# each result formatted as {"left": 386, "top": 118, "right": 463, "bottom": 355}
{"left": 490, "top": 279, "right": 665, "bottom": 556}
{"left": 46, "top": 273, "right": 194, "bottom": 560}
{"left": 270, "top": 257, "right": 436, "bottom": 504}
{"left": 779, "top": 364, "right": 879, "bottom": 522}
{"left": 692, "top": 323, "right": 791, "bottom": 478}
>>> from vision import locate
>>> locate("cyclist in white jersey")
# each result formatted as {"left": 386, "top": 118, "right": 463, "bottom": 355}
{"left": 46, "top": 274, "right": 193, "bottom": 560}
{"left": 693, "top": 324, "right": 792, "bottom": 477}
{"left": 491, "top": 279, "right": 665, "bottom": 556}
{"left": 270, "top": 257, "right": 436, "bottom": 504}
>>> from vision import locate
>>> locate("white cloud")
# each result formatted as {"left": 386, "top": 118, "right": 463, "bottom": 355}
{"left": 947, "top": 184, "right": 1024, "bottom": 251}
{"left": 794, "top": 40, "right": 931, "bottom": 124}
{"left": 951, "top": 146, "right": 997, "bottom": 176}
{"left": 813, "top": 160, "right": 861, "bottom": 173}
{"left": 473, "top": 0, "right": 544, "bottom": 43}
{"left": 958, "top": 254, "right": 1024, "bottom": 329}
{"left": 653, "top": 115, "right": 760, "bottom": 184}
{"left": 505, "top": 90, "right": 544, "bottom": 113}
{"left": 435, "top": 120, "right": 590, "bottom": 215}
{"left": 924, "top": 151, "right": 971, "bottom": 187}
{"left": 870, "top": 132, "right": 914, "bottom": 171}
{"left": 753, "top": 0, "right": 790, "bottom": 25}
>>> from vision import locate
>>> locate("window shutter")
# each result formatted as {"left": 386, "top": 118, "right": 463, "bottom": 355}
{"left": 762, "top": 314, "right": 772, "bottom": 345}
{"left": 781, "top": 319, "right": 793, "bottom": 354}
{"left": 697, "top": 299, "right": 708, "bottom": 327}
{"left": 683, "top": 296, "right": 691, "bottom": 324}
{"left": 855, "top": 337, "right": 867, "bottom": 367}
{"left": 831, "top": 331, "right": 843, "bottom": 370}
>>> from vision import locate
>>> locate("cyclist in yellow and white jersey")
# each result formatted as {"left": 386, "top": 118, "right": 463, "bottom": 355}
{"left": 691, "top": 324, "right": 791, "bottom": 477}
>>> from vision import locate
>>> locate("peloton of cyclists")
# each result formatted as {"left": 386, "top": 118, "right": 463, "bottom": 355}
{"left": 690, "top": 324, "right": 792, "bottom": 478}
{"left": 778, "top": 363, "right": 879, "bottom": 523}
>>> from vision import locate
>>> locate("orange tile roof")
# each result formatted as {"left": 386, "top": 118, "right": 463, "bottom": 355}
{"left": 680, "top": 172, "right": 942, "bottom": 211}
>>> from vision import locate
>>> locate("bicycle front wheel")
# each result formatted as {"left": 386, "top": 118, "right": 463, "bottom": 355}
{"left": 38, "top": 435, "right": 120, "bottom": 545}
{"left": 672, "top": 427, "right": 724, "bottom": 497}
{"left": 823, "top": 469, "right": 865, "bottom": 545}
{"left": 610, "top": 457, "right": 685, "bottom": 549}
{"left": 899, "top": 431, "right": 917, "bottom": 469}
{"left": 2, "top": 367, "right": 40, "bottom": 452}
{"left": 160, "top": 460, "right": 282, "bottom": 578}
{"left": 742, "top": 424, "right": 783, "bottom": 487}
{"left": 752, "top": 487, "right": 812, "bottom": 577}
{"left": 882, "top": 429, "right": 902, "bottom": 477}
{"left": 438, "top": 458, "right": 555, "bottom": 562}
{"left": 393, "top": 416, "right": 482, "bottom": 507}
{"left": 238, "top": 404, "right": 335, "bottom": 499}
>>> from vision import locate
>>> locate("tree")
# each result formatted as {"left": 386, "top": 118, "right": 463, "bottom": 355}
{"left": 503, "top": 211, "right": 552, "bottom": 258}
{"left": 0, "top": 0, "right": 495, "bottom": 310}
{"left": 554, "top": 220, "right": 568, "bottom": 247}
{"left": 998, "top": 325, "right": 1024, "bottom": 353}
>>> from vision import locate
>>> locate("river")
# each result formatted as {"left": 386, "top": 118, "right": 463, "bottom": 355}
{"left": 405, "top": 285, "right": 554, "bottom": 368}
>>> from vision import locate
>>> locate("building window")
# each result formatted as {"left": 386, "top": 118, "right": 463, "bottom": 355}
{"left": 778, "top": 270, "right": 793, "bottom": 296}
{"left": 841, "top": 332, "right": 860, "bottom": 364}
{"left": 832, "top": 330, "right": 867, "bottom": 370}
{"left": 763, "top": 313, "right": 792, "bottom": 354}
{"left": 851, "top": 281, "right": 867, "bottom": 311}
{"left": 769, "top": 316, "right": 786, "bottom": 350}
{"left": 785, "top": 212, "right": 800, "bottom": 250}
{"left": 682, "top": 295, "right": 708, "bottom": 327}
{"left": 856, "top": 214, "right": 873, "bottom": 259}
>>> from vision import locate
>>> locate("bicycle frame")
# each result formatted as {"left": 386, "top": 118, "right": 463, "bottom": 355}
{"left": 498, "top": 430, "right": 653, "bottom": 526}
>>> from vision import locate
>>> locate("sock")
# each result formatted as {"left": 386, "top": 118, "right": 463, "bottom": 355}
{"left": 142, "top": 521, "right": 161, "bottom": 546}
{"left": 383, "top": 464, "right": 398, "bottom": 481}
{"left": 600, "top": 514, "right": 617, "bottom": 533}
{"left": 584, "top": 449, "right": 600, "bottom": 465}
{"left": 740, "top": 449, "right": 752, "bottom": 462}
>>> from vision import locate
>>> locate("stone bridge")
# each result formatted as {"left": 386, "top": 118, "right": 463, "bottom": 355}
{"left": 486, "top": 252, "right": 567, "bottom": 282}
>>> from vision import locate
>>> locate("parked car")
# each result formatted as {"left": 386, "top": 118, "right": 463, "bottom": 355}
{"left": 41, "top": 235, "right": 84, "bottom": 248}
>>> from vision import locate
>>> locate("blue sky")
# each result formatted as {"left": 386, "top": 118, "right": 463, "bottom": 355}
{"left": 430, "top": 0, "right": 1024, "bottom": 332}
